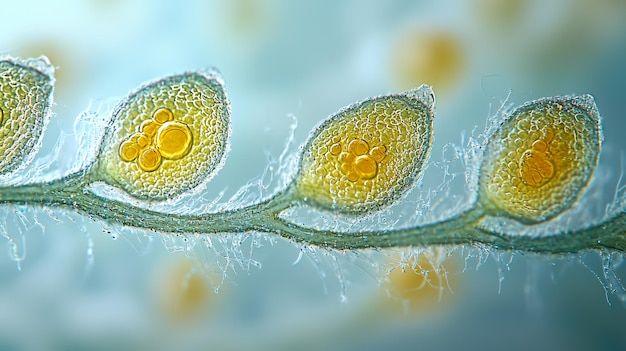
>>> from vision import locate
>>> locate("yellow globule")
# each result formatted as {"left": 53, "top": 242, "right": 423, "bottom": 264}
{"left": 479, "top": 94, "right": 602, "bottom": 223}
{"left": 390, "top": 30, "right": 465, "bottom": 94}
{"left": 95, "top": 71, "right": 230, "bottom": 200}
{"left": 0, "top": 58, "right": 54, "bottom": 175}
{"left": 294, "top": 85, "right": 434, "bottom": 213}
{"left": 383, "top": 251, "right": 456, "bottom": 314}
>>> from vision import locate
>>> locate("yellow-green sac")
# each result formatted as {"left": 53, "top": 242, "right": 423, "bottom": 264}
{"left": 0, "top": 58, "right": 54, "bottom": 175}
{"left": 479, "top": 94, "right": 602, "bottom": 223}
{"left": 94, "top": 71, "right": 231, "bottom": 200}
{"left": 295, "top": 85, "right": 435, "bottom": 213}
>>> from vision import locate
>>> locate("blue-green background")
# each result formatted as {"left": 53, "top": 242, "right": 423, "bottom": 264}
{"left": 1, "top": 1, "right": 625, "bottom": 350}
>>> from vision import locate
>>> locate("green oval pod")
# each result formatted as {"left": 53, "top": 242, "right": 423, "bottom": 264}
{"left": 478, "top": 94, "right": 602, "bottom": 223}
{"left": 294, "top": 85, "right": 434, "bottom": 213}
{"left": 94, "top": 71, "right": 231, "bottom": 200}
{"left": 0, "top": 57, "right": 54, "bottom": 175}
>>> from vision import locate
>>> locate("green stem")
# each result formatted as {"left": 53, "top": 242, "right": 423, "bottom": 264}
{"left": 0, "top": 172, "right": 624, "bottom": 255}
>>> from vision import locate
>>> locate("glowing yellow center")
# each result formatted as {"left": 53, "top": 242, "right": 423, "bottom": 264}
{"left": 0, "top": 107, "right": 3, "bottom": 125}
{"left": 519, "top": 132, "right": 555, "bottom": 188}
{"left": 330, "top": 139, "right": 387, "bottom": 182}
{"left": 118, "top": 107, "right": 193, "bottom": 172}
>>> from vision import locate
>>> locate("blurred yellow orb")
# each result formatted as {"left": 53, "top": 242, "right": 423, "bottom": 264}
{"left": 390, "top": 30, "right": 465, "bottom": 94}
{"left": 383, "top": 251, "right": 457, "bottom": 314}
{"left": 154, "top": 258, "right": 215, "bottom": 323}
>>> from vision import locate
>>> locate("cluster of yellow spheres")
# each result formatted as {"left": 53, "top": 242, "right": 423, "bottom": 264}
{"left": 518, "top": 131, "right": 555, "bottom": 188}
{"left": 330, "top": 139, "right": 387, "bottom": 182}
{"left": 118, "top": 107, "right": 193, "bottom": 172}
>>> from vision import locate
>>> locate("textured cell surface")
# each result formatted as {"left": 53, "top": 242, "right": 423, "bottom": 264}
{"left": 96, "top": 72, "right": 230, "bottom": 200}
{"left": 0, "top": 58, "right": 54, "bottom": 175}
{"left": 479, "top": 95, "right": 602, "bottom": 223}
{"left": 295, "top": 85, "right": 434, "bottom": 212}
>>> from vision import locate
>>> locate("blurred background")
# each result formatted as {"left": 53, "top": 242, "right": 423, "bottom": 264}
{"left": 1, "top": 0, "right": 626, "bottom": 350}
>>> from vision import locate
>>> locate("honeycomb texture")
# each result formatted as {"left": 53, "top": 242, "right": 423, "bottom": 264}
{"left": 479, "top": 95, "right": 601, "bottom": 223}
{"left": 295, "top": 85, "right": 434, "bottom": 213}
{"left": 96, "top": 72, "right": 230, "bottom": 200}
{"left": 0, "top": 59, "right": 53, "bottom": 175}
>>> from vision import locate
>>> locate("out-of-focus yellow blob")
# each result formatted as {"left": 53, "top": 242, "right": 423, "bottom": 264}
{"left": 479, "top": 95, "right": 602, "bottom": 223}
{"left": 96, "top": 71, "right": 230, "bottom": 200}
{"left": 153, "top": 257, "right": 216, "bottom": 323}
{"left": 390, "top": 30, "right": 465, "bottom": 94}
{"left": 383, "top": 250, "right": 457, "bottom": 314}
{"left": 295, "top": 85, "right": 434, "bottom": 213}
{"left": 0, "top": 58, "right": 54, "bottom": 175}
{"left": 473, "top": 0, "right": 529, "bottom": 29}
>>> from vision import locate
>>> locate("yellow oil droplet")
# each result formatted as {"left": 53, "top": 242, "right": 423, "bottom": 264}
{"left": 479, "top": 95, "right": 602, "bottom": 223}
{"left": 329, "top": 142, "right": 342, "bottom": 156}
{"left": 338, "top": 151, "right": 355, "bottom": 165}
{"left": 156, "top": 121, "right": 193, "bottom": 159}
{"left": 140, "top": 120, "right": 159, "bottom": 137}
{"left": 295, "top": 85, "right": 434, "bottom": 212}
{"left": 135, "top": 133, "right": 151, "bottom": 148}
{"left": 138, "top": 147, "right": 162, "bottom": 172}
{"left": 119, "top": 140, "right": 140, "bottom": 162}
{"left": 348, "top": 139, "right": 370, "bottom": 156}
{"left": 354, "top": 155, "right": 377, "bottom": 180}
{"left": 96, "top": 72, "right": 230, "bottom": 200}
{"left": 369, "top": 145, "right": 387, "bottom": 163}
{"left": 153, "top": 107, "right": 173, "bottom": 123}
{"left": 0, "top": 107, "right": 3, "bottom": 125}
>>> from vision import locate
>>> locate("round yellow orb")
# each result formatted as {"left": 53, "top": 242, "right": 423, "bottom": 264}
{"left": 156, "top": 121, "right": 193, "bottom": 160}
{"left": 138, "top": 147, "right": 162, "bottom": 172}
{"left": 119, "top": 140, "right": 140, "bottom": 162}
{"left": 153, "top": 107, "right": 173, "bottom": 124}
